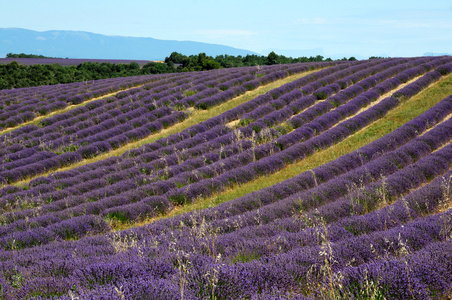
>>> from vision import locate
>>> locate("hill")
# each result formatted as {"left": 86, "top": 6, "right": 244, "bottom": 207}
{"left": 0, "top": 28, "right": 259, "bottom": 60}
{"left": 1, "top": 57, "right": 452, "bottom": 299}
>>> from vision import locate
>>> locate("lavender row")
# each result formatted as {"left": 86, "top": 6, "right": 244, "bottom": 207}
{"left": 183, "top": 62, "right": 338, "bottom": 110}
{"left": 0, "top": 64, "right": 266, "bottom": 113}
{"left": 252, "top": 60, "right": 408, "bottom": 128}
{"left": 0, "top": 75, "right": 251, "bottom": 181}
{"left": 337, "top": 230, "right": 452, "bottom": 299}
{"left": 0, "top": 110, "right": 188, "bottom": 183}
{"left": 4, "top": 227, "right": 451, "bottom": 299}
{"left": 0, "top": 215, "right": 111, "bottom": 250}
{"left": 57, "top": 62, "right": 389, "bottom": 195}
{"left": 0, "top": 73, "right": 178, "bottom": 130}
{"left": 187, "top": 143, "right": 452, "bottom": 261}
{"left": 128, "top": 94, "right": 452, "bottom": 236}
{"left": 0, "top": 174, "right": 450, "bottom": 299}
{"left": 78, "top": 160, "right": 452, "bottom": 299}
{"left": 118, "top": 62, "right": 364, "bottom": 156}
{"left": 192, "top": 61, "right": 341, "bottom": 110}
{"left": 232, "top": 57, "right": 449, "bottom": 153}
{"left": 104, "top": 131, "right": 451, "bottom": 249}
{"left": 0, "top": 119, "right": 450, "bottom": 298}
{"left": 2, "top": 100, "right": 450, "bottom": 239}
{"left": 0, "top": 124, "right": 235, "bottom": 205}
{"left": 3, "top": 59, "right": 452, "bottom": 298}
{"left": 0, "top": 65, "right": 270, "bottom": 152}
{"left": 238, "top": 58, "right": 392, "bottom": 125}
{"left": 163, "top": 92, "right": 411, "bottom": 205}
{"left": 0, "top": 63, "right": 331, "bottom": 182}
{"left": 85, "top": 60, "right": 408, "bottom": 186}
{"left": 140, "top": 125, "right": 452, "bottom": 247}
{"left": 200, "top": 117, "right": 451, "bottom": 232}
{"left": 1, "top": 81, "right": 448, "bottom": 229}
{"left": 1, "top": 164, "right": 450, "bottom": 298}
{"left": 282, "top": 61, "right": 450, "bottom": 149}
{"left": 129, "top": 58, "right": 418, "bottom": 163}
{"left": 0, "top": 62, "right": 344, "bottom": 190}
{"left": 0, "top": 74, "right": 197, "bottom": 160}
{"left": 192, "top": 209, "right": 452, "bottom": 299}
{"left": 242, "top": 58, "right": 445, "bottom": 129}
{"left": 2, "top": 78, "right": 447, "bottom": 220}
{"left": 0, "top": 89, "right": 400, "bottom": 217}
{"left": 220, "top": 191, "right": 451, "bottom": 299}
{"left": 0, "top": 61, "right": 444, "bottom": 209}
{"left": 119, "top": 60, "right": 389, "bottom": 158}
{"left": 0, "top": 70, "right": 222, "bottom": 153}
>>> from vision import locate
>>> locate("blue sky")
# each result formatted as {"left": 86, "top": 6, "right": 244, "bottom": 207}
{"left": 1, "top": 0, "right": 451, "bottom": 59}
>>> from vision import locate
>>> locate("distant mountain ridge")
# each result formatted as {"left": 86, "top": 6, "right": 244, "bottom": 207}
{"left": 0, "top": 28, "right": 259, "bottom": 60}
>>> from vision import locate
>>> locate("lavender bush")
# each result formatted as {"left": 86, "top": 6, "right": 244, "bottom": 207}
{"left": 1, "top": 56, "right": 452, "bottom": 299}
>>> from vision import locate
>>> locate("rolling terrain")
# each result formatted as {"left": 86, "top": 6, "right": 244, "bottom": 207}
{"left": 1, "top": 57, "right": 452, "bottom": 299}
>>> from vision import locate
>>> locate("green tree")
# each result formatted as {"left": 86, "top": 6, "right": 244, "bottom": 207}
{"left": 197, "top": 53, "right": 221, "bottom": 70}
{"left": 165, "top": 52, "right": 186, "bottom": 65}
{"left": 142, "top": 62, "right": 174, "bottom": 74}
{"left": 266, "top": 51, "right": 279, "bottom": 65}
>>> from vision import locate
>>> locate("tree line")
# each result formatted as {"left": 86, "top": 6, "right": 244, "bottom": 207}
{"left": 6, "top": 53, "right": 56, "bottom": 59}
{"left": 0, "top": 52, "right": 358, "bottom": 89}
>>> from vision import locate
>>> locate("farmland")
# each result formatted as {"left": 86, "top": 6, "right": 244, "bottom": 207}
{"left": 1, "top": 56, "right": 452, "bottom": 299}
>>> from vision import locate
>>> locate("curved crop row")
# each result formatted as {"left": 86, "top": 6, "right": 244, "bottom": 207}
{"left": 1, "top": 88, "right": 451, "bottom": 249}
{"left": 0, "top": 73, "right": 181, "bottom": 130}
{"left": 0, "top": 63, "right": 334, "bottom": 184}
{"left": 1, "top": 61, "right": 450, "bottom": 222}
{"left": 1, "top": 58, "right": 452, "bottom": 299}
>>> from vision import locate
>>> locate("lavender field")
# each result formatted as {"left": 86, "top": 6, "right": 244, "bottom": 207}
{"left": 1, "top": 56, "right": 452, "bottom": 299}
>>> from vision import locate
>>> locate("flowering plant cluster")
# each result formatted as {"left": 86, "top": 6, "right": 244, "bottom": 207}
{"left": 0, "top": 56, "right": 452, "bottom": 299}
{"left": 0, "top": 74, "right": 177, "bottom": 130}
{"left": 1, "top": 63, "right": 332, "bottom": 183}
